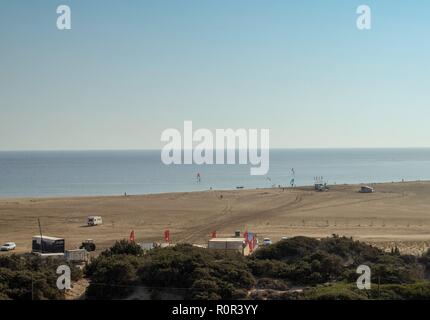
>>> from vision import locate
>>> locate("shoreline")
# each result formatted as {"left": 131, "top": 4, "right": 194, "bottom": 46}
{"left": 0, "top": 179, "right": 428, "bottom": 201}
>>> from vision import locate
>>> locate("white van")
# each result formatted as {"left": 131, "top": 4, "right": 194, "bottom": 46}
{"left": 87, "top": 216, "right": 103, "bottom": 226}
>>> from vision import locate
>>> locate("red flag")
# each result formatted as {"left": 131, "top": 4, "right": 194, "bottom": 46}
{"left": 164, "top": 229, "right": 170, "bottom": 242}
{"left": 211, "top": 231, "right": 217, "bottom": 239}
{"left": 129, "top": 230, "right": 136, "bottom": 242}
{"left": 249, "top": 235, "right": 258, "bottom": 252}
{"left": 244, "top": 231, "right": 249, "bottom": 243}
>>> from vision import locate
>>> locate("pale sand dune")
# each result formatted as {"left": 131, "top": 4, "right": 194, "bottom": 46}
{"left": 0, "top": 181, "right": 429, "bottom": 255}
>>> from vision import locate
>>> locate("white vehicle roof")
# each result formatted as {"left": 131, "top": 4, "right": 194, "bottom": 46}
{"left": 32, "top": 235, "right": 64, "bottom": 241}
{"left": 2, "top": 242, "right": 15, "bottom": 245}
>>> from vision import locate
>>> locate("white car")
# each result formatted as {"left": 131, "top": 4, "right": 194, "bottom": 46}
{"left": 0, "top": 242, "right": 16, "bottom": 251}
{"left": 263, "top": 238, "right": 272, "bottom": 246}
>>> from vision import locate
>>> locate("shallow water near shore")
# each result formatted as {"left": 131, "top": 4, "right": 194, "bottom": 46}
{"left": 1, "top": 148, "right": 430, "bottom": 197}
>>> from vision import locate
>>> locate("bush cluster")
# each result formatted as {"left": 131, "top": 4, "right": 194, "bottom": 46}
{"left": 0, "top": 254, "right": 82, "bottom": 300}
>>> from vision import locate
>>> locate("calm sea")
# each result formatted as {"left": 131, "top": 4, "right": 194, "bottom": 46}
{"left": 0, "top": 149, "right": 429, "bottom": 198}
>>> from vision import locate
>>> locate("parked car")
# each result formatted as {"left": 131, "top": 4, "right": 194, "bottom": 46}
{"left": 1, "top": 242, "right": 16, "bottom": 251}
{"left": 263, "top": 238, "right": 272, "bottom": 246}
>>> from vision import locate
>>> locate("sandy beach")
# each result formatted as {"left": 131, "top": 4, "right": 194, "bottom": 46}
{"left": 1, "top": 181, "right": 430, "bottom": 255}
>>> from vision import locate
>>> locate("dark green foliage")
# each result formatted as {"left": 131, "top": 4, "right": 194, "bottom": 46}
{"left": 418, "top": 248, "right": 430, "bottom": 276}
{"left": 85, "top": 243, "right": 142, "bottom": 300}
{"left": 85, "top": 239, "right": 144, "bottom": 299}
{"left": 253, "top": 236, "right": 319, "bottom": 261}
{"left": 137, "top": 244, "right": 255, "bottom": 299}
{"left": 247, "top": 259, "right": 290, "bottom": 278}
{"left": 5, "top": 236, "right": 429, "bottom": 300}
{"left": 251, "top": 235, "right": 424, "bottom": 286}
{"left": 318, "top": 235, "right": 382, "bottom": 263}
{"left": 0, "top": 254, "right": 82, "bottom": 300}
{"left": 86, "top": 244, "right": 255, "bottom": 300}
{"left": 301, "top": 284, "right": 368, "bottom": 300}
{"left": 369, "top": 282, "right": 430, "bottom": 300}
{"left": 255, "top": 235, "right": 383, "bottom": 265}
{"left": 370, "top": 258, "right": 420, "bottom": 284}
{"left": 190, "top": 279, "right": 222, "bottom": 300}
{"left": 256, "top": 278, "right": 288, "bottom": 291}
{"left": 85, "top": 255, "right": 138, "bottom": 299}
{"left": 300, "top": 281, "right": 430, "bottom": 300}
{"left": 101, "top": 239, "right": 143, "bottom": 257}
{"left": 83, "top": 236, "right": 430, "bottom": 300}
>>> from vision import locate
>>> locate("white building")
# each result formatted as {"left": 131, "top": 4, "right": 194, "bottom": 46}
{"left": 208, "top": 237, "right": 256, "bottom": 256}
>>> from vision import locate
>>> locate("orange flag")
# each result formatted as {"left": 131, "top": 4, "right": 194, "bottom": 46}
{"left": 130, "top": 230, "right": 136, "bottom": 242}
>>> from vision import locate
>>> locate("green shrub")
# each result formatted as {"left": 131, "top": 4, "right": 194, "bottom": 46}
{"left": 0, "top": 254, "right": 81, "bottom": 300}
{"left": 83, "top": 236, "right": 430, "bottom": 300}
{"left": 302, "top": 283, "right": 368, "bottom": 300}
{"left": 101, "top": 240, "right": 143, "bottom": 257}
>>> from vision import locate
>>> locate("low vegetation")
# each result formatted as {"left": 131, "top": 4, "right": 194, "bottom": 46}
{"left": 2, "top": 236, "right": 430, "bottom": 300}
{"left": 84, "top": 235, "right": 430, "bottom": 300}
{"left": 85, "top": 240, "right": 255, "bottom": 300}
{"left": 249, "top": 235, "right": 424, "bottom": 286}
{"left": 0, "top": 254, "right": 82, "bottom": 300}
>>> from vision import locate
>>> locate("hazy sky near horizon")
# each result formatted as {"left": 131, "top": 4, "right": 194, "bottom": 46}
{"left": 1, "top": 0, "right": 429, "bottom": 150}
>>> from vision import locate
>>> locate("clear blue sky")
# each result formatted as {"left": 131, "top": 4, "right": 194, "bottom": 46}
{"left": 0, "top": 0, "right": 429, "bottom": 150}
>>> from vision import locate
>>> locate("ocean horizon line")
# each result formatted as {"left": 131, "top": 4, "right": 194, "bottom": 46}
{"left": 1, "top": 147, "right": 430, "bottom": 153}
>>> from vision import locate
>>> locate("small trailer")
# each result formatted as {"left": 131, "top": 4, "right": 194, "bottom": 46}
{"left": 87, "top": 216, "right": 103, "bottom": 226}
{"left": 138, "top": 242, "right": 155, "bottom": 251}
{"left": 65, "top": 249, "right": 90, "bottom": 263}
